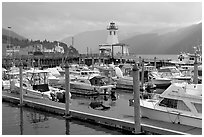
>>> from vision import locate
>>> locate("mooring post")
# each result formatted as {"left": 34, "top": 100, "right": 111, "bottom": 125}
{"left": 65, "top": 62, "right": 71, "bottom": 117}
{"left": 141, "top": 59, "right": 145, "bottom": 92}
{"left": 19, "top": 61, "right": 24, "bottom": 106}
{"left": 154, "top": 57, "right": 157, "bottom": 69}
{"left": 132, "top": 63, "right": 141, "bottom": 134}
{"left": 92, "top": 57, "right": 94, "bottom": 70}
{"left": 79, "top": 57, "right": 81, "bottom": 64}
{"left": 193, "top": 53, "right": 198, "bottom": 84}
{"left": 139, "top": 56, "right": 141, "bottom": 67}
{"left": 98, "top": 56, "right": 101, "bottom": 65}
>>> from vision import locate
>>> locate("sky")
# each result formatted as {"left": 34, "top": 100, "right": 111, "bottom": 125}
{"left": 2, "top": 1, "right": 202, "bottom": 41}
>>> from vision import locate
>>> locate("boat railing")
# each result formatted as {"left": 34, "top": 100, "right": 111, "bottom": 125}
{"left": 129, "top": 92, "right": 160, "bottom": 107}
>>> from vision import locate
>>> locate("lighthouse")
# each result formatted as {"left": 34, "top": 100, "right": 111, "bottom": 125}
{"left": 106, "top": 22, "right": 119, "bottom": 45}
{"left": 99, "top": 22, "right": 129, "bottom": 57}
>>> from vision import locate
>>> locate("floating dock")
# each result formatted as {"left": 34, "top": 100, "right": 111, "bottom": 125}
{"left": 2, "top": 90, "right": 201, "bottom": 135}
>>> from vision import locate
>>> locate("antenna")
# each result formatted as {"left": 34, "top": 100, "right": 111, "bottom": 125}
{"left": 72, "top": 37, "right": 74, "bottom": 47}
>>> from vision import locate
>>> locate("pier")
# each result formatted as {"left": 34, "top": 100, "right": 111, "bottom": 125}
{"left": 2, "top": 90, "right": 201, "bottom": 135}
{"left": 2, "top": 53, "right": 174, "bottom": 69}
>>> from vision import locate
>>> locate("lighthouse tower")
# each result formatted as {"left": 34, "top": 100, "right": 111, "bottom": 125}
{"left": 106, "top": 22, "right": 119, "bottom": 45}
{"left": 99, "top": 22, "right": 129, "bottom": 57}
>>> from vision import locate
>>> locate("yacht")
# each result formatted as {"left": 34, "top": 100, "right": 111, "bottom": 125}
{"left": 158, "top": 66, "right": 192, "bottom": 82}
{"left": 13, "top": 69, "right": 69, "bottom": 100}
{"left": 149, "top": 71, "right": 172, "bottom": 88}
{"left": 139, "top": 82, "right": 202, "bottom": 128}
{"left": 70, "top": 74, "right": 115, "bottom": 95}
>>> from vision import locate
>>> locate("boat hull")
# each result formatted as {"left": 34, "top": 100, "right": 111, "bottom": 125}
{"left": 151, "top": 79, "right": 171, "bottom": 88}
{"left": 140, "top": 101, "right": 202, "bottom": 128}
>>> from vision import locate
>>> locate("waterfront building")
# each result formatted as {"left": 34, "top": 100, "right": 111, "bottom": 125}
{"left": 99, "top": 22, "right": 129, "bottom": 57}
{"left": 2, "top": 43, "right": 20, "bottom": 56}
{"left": 52, "top": 42, "right": 64, "bottom": 53}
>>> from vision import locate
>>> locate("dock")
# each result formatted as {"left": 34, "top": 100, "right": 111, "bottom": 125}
{"left": 2, "top": 53, "right": 174, "bottom": 69}
{"left": 2, "top": 90, "right": 201, "bottom": 135}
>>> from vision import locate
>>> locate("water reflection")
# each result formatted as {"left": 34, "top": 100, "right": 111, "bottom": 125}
{"left": 2, "top": 102, "right": 129, "bottom": 135}
{"left": 20, "top": 107, "right": 23, "bottom": 135}
{"left": 65, "top": 119, "right": 70, "bottom": 135}
{"left": 71, "top": 91, "right": 119, "bottom": 111}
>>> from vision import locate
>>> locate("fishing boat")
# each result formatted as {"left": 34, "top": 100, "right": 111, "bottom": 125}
{"left": 139, "top": 82, "right": 202, "bottom": 128}
{"left": 70, "top": 74, "right": 115, "bottom": 95}
{"left": 13, "top": 69, "right": 69, "bottom": 100}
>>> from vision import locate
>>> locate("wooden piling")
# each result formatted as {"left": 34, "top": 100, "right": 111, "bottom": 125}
{"left": 65, "top": 62, "right": 71, "bottom": 117}
{"left": 139, "top": 56, "right": 141, "bottom": 67}
{"left": 154, "top": 57, "right": 157, "bottom": 68}
{"left": 132, "top": 63, "right": 141, "bottom": 134}
{"left": 193, "top": 54, "right": 198, "bottom": 84}
{"left": 141, "top": 59, "right": 145, "bottom": 91}
{"left": 92, "top": 57, "right": 94, "bottom": 70}
{"left": 19, "top": 62, "right": 24, "bottom": 106}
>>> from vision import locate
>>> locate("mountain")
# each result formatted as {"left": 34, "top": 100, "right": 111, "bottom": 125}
{"left": 61, "top": 30, "right": 140, "bottom": 54}
{"left": 61, "top": 30, "right": 107, "bottom": 54}
{"left": 122, "top": 23, "right": 202, "bottom": 54}
{"left": 2, "top": 28, "right": 26, "bottom": 40}
{"left": 2, "top": 28, "right": 79, "bottom": 55}
{"left": 61, "top": 23, "right": 201, "bottom": 54}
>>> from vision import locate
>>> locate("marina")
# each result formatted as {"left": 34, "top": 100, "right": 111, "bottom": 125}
{"left": 2, "top": 87, "right": 202, "bottom": 135}
{"left": 2, "top": 3, "right": 202, "bottom": 135}
{"left": 2, "top": 102, "right": 129, "bottom": 135}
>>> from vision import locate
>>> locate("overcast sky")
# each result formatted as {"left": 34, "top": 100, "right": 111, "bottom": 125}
{"left": 2, "top": 2, "right": 202, "bottom": 41}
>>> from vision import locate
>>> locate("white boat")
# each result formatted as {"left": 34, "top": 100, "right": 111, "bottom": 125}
{"left": 158, "top": 66, "right": 192, "bottom": 82}
{"left": 113, "top": 66, "right": 155, "bottom": 91}
{"left": 140, "top": 82, "right": 202, "bottom": 128}
{"left": 13, "top": 69, "right": 70, "bottom": 100}
{"left": 70, "top": 75, "right": 115, "bottom": 95}
{"left": 149, "top": 71, "right": 172, "bottom": 88}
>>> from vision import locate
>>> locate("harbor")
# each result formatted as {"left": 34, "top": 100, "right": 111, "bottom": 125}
{"left": 2, "top": 89, "right": 201, "bottom": 135}
{"left": 2, "top": 2, "right": 202, "bottom": 135}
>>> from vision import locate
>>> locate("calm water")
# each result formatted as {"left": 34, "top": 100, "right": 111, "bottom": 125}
{"left": 2, "top": 87, "right": 165, "bottom": 135}
{"left": 2, "top": 102, "right": 130, "bottom": 135}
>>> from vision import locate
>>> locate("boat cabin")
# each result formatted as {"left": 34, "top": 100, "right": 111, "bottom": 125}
{"left": 157, "top": 83, "right": 202, "bottom": 115}
{"left": 26, "top": 70, "right": 50, "bottom": 92}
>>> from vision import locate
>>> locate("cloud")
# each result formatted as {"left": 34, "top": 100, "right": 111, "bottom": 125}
{"left": 2, "top": 2, "right": 201, "bottom": 41}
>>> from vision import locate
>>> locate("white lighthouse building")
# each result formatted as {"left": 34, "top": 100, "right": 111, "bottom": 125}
{"left": 99, "top": 22, "right": 129, "bottom": 57}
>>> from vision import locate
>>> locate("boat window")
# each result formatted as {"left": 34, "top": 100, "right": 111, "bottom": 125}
{"left": 177, "top": 100, "right": 190, "bottom": 111}
{"left": 159, "top": 98, "right": 191, "bottom": 111}
{"left": 192, "top": 103, "right": 202, "bottom": 113}
{"left": 159, "top": 98, "right": 177, "bottom": 109}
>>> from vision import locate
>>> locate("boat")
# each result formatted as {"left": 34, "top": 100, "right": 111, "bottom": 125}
{"left": 149, "top": 71, "right": 172, "bottom": 89}
{"left": 13, "top": 69, "right": 70, "bottom": 100}
{"left": 70, "top": 74, "right": 115, "bottom": 95}
{"left": 139, "top": 82, "right": 202, "bottom": 128}
{"left": 158, "top": 66, "right": 192, "bottom": 82}
{"left": 113, "top": 65, "right": 155, "bottom": 91}
{"left": 2, "top": 68, "right": 10, "bottom": 90}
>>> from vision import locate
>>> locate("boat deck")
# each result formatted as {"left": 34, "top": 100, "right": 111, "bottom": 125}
{"left": 2, "top": 90, "right": 202, "bottom": 135}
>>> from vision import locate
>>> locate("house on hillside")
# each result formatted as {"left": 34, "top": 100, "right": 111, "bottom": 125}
{"left": 19, "top": 44, "right": 44, "bottom": 55}
{"left": 2, "top": 43, "right": 20, "bottom": 56}
{"left": 52, "top": 42, "right": 64, "bottom": 53}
